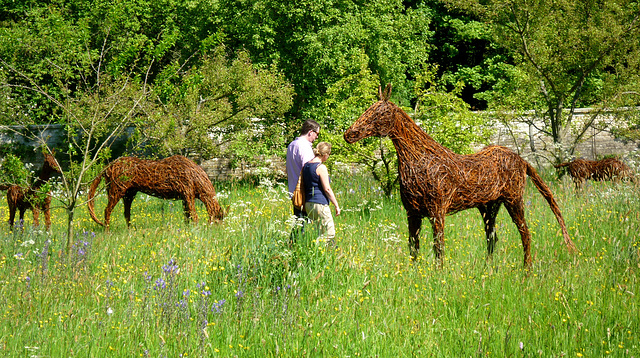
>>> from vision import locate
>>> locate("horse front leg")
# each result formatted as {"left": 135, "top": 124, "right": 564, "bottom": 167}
{"left": 407, "top": 215, "right": 422, "bottom": 261}
{"left": 32, "top": 207, "right": 40, "bottom": 228}
{"left": 478, "top": 202, "right": 501, "bottom": 257}
{"left": 19, "top": 208, "right": 27, "bottom": 230}
{"left": 182, "top": 196, "right": 198, "bottom": 223}
{"left": 43, "top": 197, "right": 52, "bottom": 231}
{"left": 8, "top": 203, "right": 16, "bottom": 230}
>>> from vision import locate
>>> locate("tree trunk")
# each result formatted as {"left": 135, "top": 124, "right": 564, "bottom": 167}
{"left": 65, "top": 206, "right": 75, "bottom": 253}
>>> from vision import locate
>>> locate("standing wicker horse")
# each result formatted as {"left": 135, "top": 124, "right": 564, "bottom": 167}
{"left": 87, "top": 155, "right": 224, "bottom": 228}
{"left": 344, "top": 84, "right": 576, "bottom": 266}
{"left": 1, "top": 153, "right": 61, "bottom": 230}
{"left": 554, "top": 158, "right": 634, "bottom": 189}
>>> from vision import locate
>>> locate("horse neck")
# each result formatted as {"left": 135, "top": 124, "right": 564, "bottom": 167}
{"left": 388, "top": 109, "right": 454, "bottom": 163}
{"left": 33, "top": 163, "right": 56, "bottom": 189}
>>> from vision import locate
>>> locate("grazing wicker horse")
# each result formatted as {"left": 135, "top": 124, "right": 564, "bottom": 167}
{"left": 344, "top": 84, "right": 576, "bottom": 266}
{"left": 87, "top": 155, "right": 224, "bottom": 228}
{"left": 1, "top": 153, "right": 61, "bottom": 230}
{"left": 554, "top": 158, "right": 634, "bottom": 189}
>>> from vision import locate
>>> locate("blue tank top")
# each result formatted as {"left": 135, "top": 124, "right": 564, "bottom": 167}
{"left": 302, "top": 162, "right": 329, "bottom": 205}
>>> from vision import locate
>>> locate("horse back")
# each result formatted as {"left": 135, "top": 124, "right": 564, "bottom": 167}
{"left": 398, "top": 145, "right": 529, "bottom": 215}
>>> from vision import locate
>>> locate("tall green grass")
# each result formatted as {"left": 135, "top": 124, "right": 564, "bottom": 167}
{"left": 0, "top": 173, "right": 638, "bottom": 357}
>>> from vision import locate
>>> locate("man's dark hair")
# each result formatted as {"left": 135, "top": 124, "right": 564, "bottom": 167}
{"left": 299, "top": 120, "right": 320, "bottom": 136}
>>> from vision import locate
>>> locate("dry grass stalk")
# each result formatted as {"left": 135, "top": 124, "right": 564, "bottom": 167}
{"left": 344, "top": 84, "right": 576, "bottom": 266}
{"left": 1, "top": 153, "right": 61, "bottom": 230}
{"left": 554, "top": 158, "right": 634, "bottom": 189}
{"left": 87, "top": 155, "right": 224, "bottom": 228}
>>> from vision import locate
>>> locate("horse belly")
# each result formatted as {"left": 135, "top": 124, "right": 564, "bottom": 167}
{"left": 137, "top": 179, "right": 186, "bottom": 200}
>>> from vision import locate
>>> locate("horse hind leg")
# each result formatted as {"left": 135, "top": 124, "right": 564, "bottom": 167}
{"left": 478, "top": 202, "right": 501, "bottom": 257}
{"left": 407, "top": 215, "right": 422, "bottom": 261}
{"left": 427, "top": 214, "right": 446, "bottom": 265}
{"left": 123, "top": 190, "right": 137, "bottom": 227}
{"left": 504, "top": 199, "right": 532, "bottom": 267}
{"left": 103, "top": 190, "right": 124, "bottom": 229}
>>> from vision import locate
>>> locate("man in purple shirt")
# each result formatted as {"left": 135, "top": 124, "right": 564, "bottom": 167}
{"left": 286, "top": 120, "right": 320, "bottom": 219}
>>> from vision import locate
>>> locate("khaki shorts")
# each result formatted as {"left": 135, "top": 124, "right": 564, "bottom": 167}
{"left": 304, "top": 202, "right": 335, "bottom": 240}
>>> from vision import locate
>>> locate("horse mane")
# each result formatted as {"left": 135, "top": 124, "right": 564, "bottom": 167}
{"left": 382, "top": 97, "right": 456, "bottom": 162}
{"left": 33, "top": 153, "right": 61, "bottom": 189}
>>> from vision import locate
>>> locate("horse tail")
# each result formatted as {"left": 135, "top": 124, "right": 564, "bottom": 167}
{"left": 526, "top": 162, "right": 577, "bottom": 252}
{"left": 553, "top": 162, "right": 571, "bottom": 168}
{"left": 87, "top": 172, "right": 106, "bottom": 227}
{"left": 0, "top": 184, "right": 10, "bottom": 191}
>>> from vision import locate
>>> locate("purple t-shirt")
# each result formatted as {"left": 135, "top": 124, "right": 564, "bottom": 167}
{"left": 286, "top": 136, "right": 314, "bottom": 195}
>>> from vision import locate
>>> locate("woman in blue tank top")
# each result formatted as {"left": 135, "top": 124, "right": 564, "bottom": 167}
{"left": 302, "top": 142, "right": 341, "bottom": 244}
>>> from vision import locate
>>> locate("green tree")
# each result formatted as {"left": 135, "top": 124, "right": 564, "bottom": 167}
{"left": 0, "top": 0, "right": 225, "bottom": 124}
{"left": 425, "top": 0, "right": 514, "bottom": 111}
{"left": 140, "top": 46, "right": 294, "bottom": 165}
{"left": 413, "top": 64, "right": 493, "bottom": 154}
{"left": 0, "top": 154, "right": 30, "bottom": 188}
{"left": 1, "top": 30, "right": 150, "bottom": 250}
{"left": 218, "top": 0, "right": 433, "bottom": 124}
{"left": 2, "top": 0, "right": 437, "bottom": 137}
{"left": 444, "top": 0, "right": 640, "bottom": 162}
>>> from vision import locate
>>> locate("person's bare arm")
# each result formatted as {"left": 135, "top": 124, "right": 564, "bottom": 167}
{"left": 316, "top": 165, "right": 341, "bottom": 216}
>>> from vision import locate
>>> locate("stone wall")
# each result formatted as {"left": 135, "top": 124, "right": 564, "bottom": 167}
{"left": 489, "top": 109, "right": 640, "bottom": 167}
{"left": 0, "top": 124, "right": 134, "bottom": 165}
{"left": 199, "top": 156, "right": 286, "bottom": 181}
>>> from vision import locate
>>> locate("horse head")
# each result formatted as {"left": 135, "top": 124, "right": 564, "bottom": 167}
{"left": 43, "top": 152, "right": 62, "bottom": 174}
{"left": 344, "top": 83, "right": 397, "bottom": 143}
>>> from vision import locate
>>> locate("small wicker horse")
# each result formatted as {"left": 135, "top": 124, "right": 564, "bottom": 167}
{"left": 87, "top": 155, "right": 224, "bottom": 228}
{"left": 554, "top": 158, "right": 634, "bottom": 189}
{"left": 1, "top": 153, "right": 61, "bottom": 230}
{"left": 344, "top": 84, "right": 576, "bottom": 266}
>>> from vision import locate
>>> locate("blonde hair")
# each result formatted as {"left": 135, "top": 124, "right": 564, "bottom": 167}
{"left": 313, "top": 142, "right": 332, "bottom": 157}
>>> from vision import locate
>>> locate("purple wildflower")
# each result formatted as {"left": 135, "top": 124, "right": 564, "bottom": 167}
{"left": 155, "top": 278, "right": 166, "bottom": 290}
{"left": 162, "top": 259, "right": 179, "bottom": 275}
{"left": 211, "top": 299, "right": 226, "bottom": 314}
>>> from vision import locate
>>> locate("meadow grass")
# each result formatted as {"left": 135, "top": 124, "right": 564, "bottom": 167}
{"left": 0, "top": 172, "right": 638, "bottom": 357}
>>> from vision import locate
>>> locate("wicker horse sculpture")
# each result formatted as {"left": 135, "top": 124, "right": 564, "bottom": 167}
{"left": 1, "top": 153, "right": 62, "bottom": 230}
{"left": 344, "top": 84, "right": 576, "bottom": 266}
{"left": 87, "top": 155, "right": 224, "bottom": 228}
{"left": 554, "top": 158, "right": 633, "bottom": 189}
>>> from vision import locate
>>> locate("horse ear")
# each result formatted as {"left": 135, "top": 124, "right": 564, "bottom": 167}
{"left": 378, "top": 84, "right": 383, "bottom": 100}
{"left": 382, "top": 83, "right": 392, "bottom": 101}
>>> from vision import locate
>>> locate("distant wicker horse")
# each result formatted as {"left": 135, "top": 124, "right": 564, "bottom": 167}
{"left": 87, "top": 155, "right": 224, "bottom": 228}
{"left": 554, "top": 158, "right": 634, "bottom": 189}
{"left": 1, "top": 153, "right": 61, "bottom": 230}
{"left": 344, "top": 84, "right": 576, "bottom": 266}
